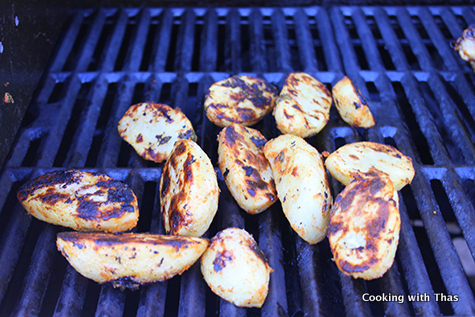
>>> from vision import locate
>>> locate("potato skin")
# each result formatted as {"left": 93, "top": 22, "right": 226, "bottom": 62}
{"left": 17, "top": 170, "right": 138, "bottom": 233}
{"left": 217, "top": 124, "right": 277, "bottom": 214}
{"left": 332, "top": 76, "right": 375, "bottom": 128}
{"left": 273, "top": 72, "right": 332, "bottom": 138}
{"left": 200, "top": 228, "right": 272, "bottom": 308}
{"left": 263, "top": 134, "right": 332, "bottom": 244}
{"left": 160, "top": 139, "right": 219, "bottom": 237}
{"left": 325, "top": 141, "right": 414, "bottom": 191}
{"left": 204, "top": 75, "right": 279, "bottom": 127}
{"left": 56, "top": 232, "right": 209, "bottom": 289}
{"left": 118, "top": 102, "right": 196, "bottom": 163}
{"left": 328, "top": 175, "right": 400, "bottom": 280}
{"left": 453, "top": 25, "right": 475, "bottom": 71}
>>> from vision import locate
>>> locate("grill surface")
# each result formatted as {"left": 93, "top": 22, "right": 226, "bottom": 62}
{"left": 1, "top": 5, "right": 475, "bottom": 316}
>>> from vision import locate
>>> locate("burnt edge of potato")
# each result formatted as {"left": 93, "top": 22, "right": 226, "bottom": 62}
{"left": 453, "top": 24, "right": 475, "bottom": 50}
{"left": 17, "top": 170, "right": 136, "bottom": 220}
{"left": 205, "top": 75, "right": 278, "bottom": 125}
{"left": 329, "top": 176, "right": 399, "bottom": 277}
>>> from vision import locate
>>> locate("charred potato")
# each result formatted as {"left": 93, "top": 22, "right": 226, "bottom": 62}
{"left": 273, "top": 72, "right": 332, "bottom": 138}
{"left": 201, "top": 227, "right": 272, "bottom": 308}
{"left": 328, "top": 175, "right": 400, "bottom": 280}
{"left": 325, "top": 141, "right": 414, "bottom": 191}
{"left": 204, "top": 75, "right": 279, "bottom": 127}
{"left": 263, "top": 134, "right": 332, "bottom": 244}
{"left": 57, "top": 232, "right": 209, "bottom": 289}
{"left": 217, "top": 124, "right": 277, "bottom": 214}
{"left": 118, "top": 102, "right": 196, "bottom": 163}
{"left": 160, "top": 139, "right": 219, "bottom": 237}
{"left": 332, "top": 76, "right": 375, "bottom": 128}
{"left": 453, "top": 25, "right": 475, "bottom": 71}
{"left": 17, "top": 170, "right": 138, "bottom": 232}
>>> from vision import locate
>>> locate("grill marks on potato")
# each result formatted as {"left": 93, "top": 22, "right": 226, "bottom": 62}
{"left": 325, "top": 141, "right": 415, "bottom": 191}
{"left": 57, "top": 232, "right": 209, "bottom": 289}
{"left": 332, "top": 76, "right": 375, "bottom": 128}
{"left": 204, "top": 75, "right": 278, "bottom": 127}
{"left": 273, "top": 72, "right": 332, "bottom": 138}
{"left": 160, "top": 139, "right": 219, "bottom": 237}
{"left": 218, "top": 124, "right": 276, "bottom": 214}
{"left": 118, "top": 102, "right": 196, "bottom": 163}
{"left": 328, "top": 175, "right": 400, "bottom": 280}
{"left": 17, "top": 170, "right": 139, "bottom": 232}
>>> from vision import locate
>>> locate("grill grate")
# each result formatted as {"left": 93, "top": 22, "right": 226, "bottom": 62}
{"left": 1, "top": 5, "right": 475, "bottom": 316}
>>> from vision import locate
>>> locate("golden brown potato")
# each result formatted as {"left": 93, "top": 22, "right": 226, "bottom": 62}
{"left": 217, "top": 123, "right": 277, "bottom": 214}
{"left": 328, "top": 175, "right": 400, "bottom": 280}
{"left": 324, "top": 141, "right": 414, "bottom": 191}
{"left": 453, "top": 25, "right": 475, "bottom": 71}
{"left": 263, "top": 134, "right": 332, "bottom": 244}
{"left": 332, "top": 76, "right": 375, "bottom": 128}
{"left": 57, "top": 232, "right": 209, "bottom": 289}
{"left": 17, "top": 170, "right": 138, "bottom": 233}
{"left": 160, "top": 139, "right": 219, "bottom": 237}
{"left": 201, "top": 228, "right": 272, "bottom": 308}
{"left": 118, "top": 102, "right": 196, "bottom": 163}
{"left": 273, "top": 72, "right": 332, "bottom": 138}
{"left": 204, "top": 75, "right": 279, "bottom": 127}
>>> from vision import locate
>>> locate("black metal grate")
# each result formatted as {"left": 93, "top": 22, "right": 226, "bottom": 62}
{"left": 1, "top": 5, "right": 475, "bottom": 316}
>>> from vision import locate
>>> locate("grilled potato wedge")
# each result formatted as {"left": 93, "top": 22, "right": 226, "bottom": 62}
{"left": 453, "top": 25, "right": 475, "bottom": 71}
{"left": 204, "top": 75, "right": 279, "bottom": 127}
{"left": 332, "top": 76, "right": 375, "bottom": 128}
{"left": 160, "top": 139, "right": 219, "bottom": 237}
{"left": 325, "top": 141, "right": 414, "bottom": 191}
{"left": 17, "top": 170, "right": 138, "bottom": 232}
{"left": 118, "top": 102, "right": 196, "bottom": 163}
{"left": 201, "top": 228, "right": 272, "bottom": 308}
{"left": 273, "top": 72, "right": 332, "bottom": 138}
{"left": 57, "top": 232, "right": 209, "bottom": 289}
{"left": 328, "top": 175, "right": 400, "bottom": 280}
{"left": 263, "top": 134, "right": 332, "bottom": 244}
{"left": 217, "top": 124, "right": 277, "bottom": 214}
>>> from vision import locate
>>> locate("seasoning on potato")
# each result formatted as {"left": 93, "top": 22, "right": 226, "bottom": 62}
{"left": 328, "top": 174, "right": 400, "bottom": 280}
{"left": 263, "top": 134, "right": 332, "bottom": 244}
{"left": 17, "top": 170, "right": 139, "bottom": 233}
{"left": 57, "top": 232, "right": 209, "bottom": 289}
{"left": 273, "top": 72, "right": 332, "bottom": 138}
{"left": 200, "top": 227, "right": 272, "bottom": 308}
{"left": 160, "top": 139, "right": 219, "bottom": 237}
{"left": 332, "top": 76, "right": 375, "bottom": 128}
{"left": 453, "top": 25, "right": 475, "bottom": 71}
{"left": 118, "top": 102, "right": 196, "bottom": 163}
{"left": 204, "top": 75, "right": 279, "bottom": 127}
{"left": 324, "top": 141, "right": 415, "bottom": 191}
{"left": 217, "top": 123, "right": 277, "bottom": 214}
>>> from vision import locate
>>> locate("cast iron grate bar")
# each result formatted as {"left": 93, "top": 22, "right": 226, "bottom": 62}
{"left": 1, "top": 6, "right": 475, "bottom": 317}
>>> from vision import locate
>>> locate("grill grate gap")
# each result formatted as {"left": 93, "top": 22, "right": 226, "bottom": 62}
{"left": 114, "top": 16, "right": 136, "bottom": 71}
{"left": 394, "top": 255, "right": 417, "bottom": 316}
{"left": 163, "top": 275, "right": 181, "bottom": 317}
{"left": 442, "top": 80, "right": 475, "bottom": 142}
{"left": 418, "top": 82, "right": 465, "bottom": 165}
{"left": 117, "top": 141, "right": 132, "bottom": 167}
{"left": 391, "top": 82, "right": 434, "bottom": 165}
{"left": 430, "top": 179, "right": 460, "bottom": 233}
{"left": 307, "top": 15, "right": 327, "bottom": 71}
{"left": 80, "top": 279, "right": 102, "bottom": 317}
{"left": 159, "top": 82, "right": 172, "bottom": 105}
{"left": 139, "top": 22, "right": 158, "bottom": 72}
{"left": 366, "top": 81, "right": 381, "bottom": 102}
{"left": 367, "top": 15, "right": 396, "bottom": 70}
{"left": 0, "top": 182, "right": 23, "bottom": 241}
{"left": 123, "top": 288, "right": 140, "bottom": 317}
{"left": 48, "top": 82, "right": 66, "bottom": 104}
{"left": 389, "top": 15, "right": 420, "bottom": 70}
{"left": 240, "top": 20, "right": 251, "bottom": 72}
{"left": 401, "top": 185, "right": 421, "bottom": 221}
{"left": 136, "top": 181, "right": 157, "bottom": 233}
{"left": 85, "top": 82, "right": 118, "bottom": 167}
{"left": 88, "top": 15, "right": 115, "bottom": 71}
{"left": 462, "top": 179, "right": 475, "bottom": 212}
{"left": 345, "top": 15, "right": 369, "bottom": 70}
{"left": 286, "top": 22, "right": 303, "bottom": 71}
{"left": 22, "top": 137, "right": 44, "bottom": 167}
{"left": 53, "top": 82, "right": 92, "bottom": 167}
{"left": 165, "top": 17, "right": 180, "bottom": 72}
{"left": 217, "top": 20, "right": 226, "bottom": 72}
{"left": 365, "top": 279, "right": 385, "bottom": 316}
{"left": 131, "top": 83, "right": 145, "bottom": 106}
{"left": 63, "top": 15, "right": 92, "bottom": 72}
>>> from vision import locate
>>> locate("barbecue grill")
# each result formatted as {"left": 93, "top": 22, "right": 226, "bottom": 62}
{"left": 1, "top": 2, "right": 475, "bottom": 316}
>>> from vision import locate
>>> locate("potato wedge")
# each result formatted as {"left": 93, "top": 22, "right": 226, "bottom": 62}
{"left": 57, "top": 232, "right": 209, "bottom": 289}
{"left": 273, "top": 72, "right": 332, "bottom": 138}
{"left": 160, "top": 139, "right": 219, "bottom": 237}
{"left": 263, "top": 134, "right": 332, "bottom": 244}
{"left": 453, "top": 25, "right": 475, "bottom": 71}
{"left": 118, "top": 102, "right": 196, "bottom": 163}
{"left": 325, "top": 141, "right": 414, "bottom": 191}
{"left": 204, "top": 75, "right": 279, "bottom": 127}
{"left": 332, "top": 76, "right": 375, "bottom": 128}
{"left": 201, "top": 228, "right": 272, "bottom": 308}
{"left": 17, "top": 170, "right": 138, "bottom": 233}
{"left": 217, "top": 123, "right": 277, "bottom": 214}
{"left": 328, "top": 175, "right": 400, "bottom": 280}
